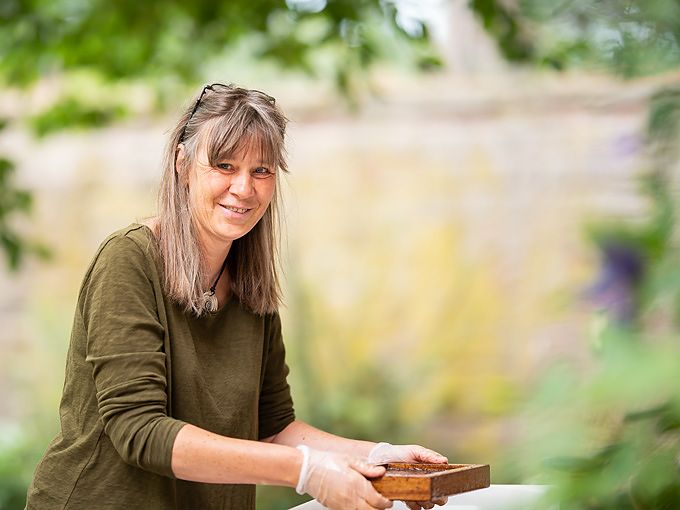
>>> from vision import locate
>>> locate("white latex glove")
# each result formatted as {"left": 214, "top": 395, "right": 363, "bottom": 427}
{"left": 296, "top": 445, "right": 393, "bottom": 510}
{"left": 368, "top": 442, "right": 449, "bottom": 510}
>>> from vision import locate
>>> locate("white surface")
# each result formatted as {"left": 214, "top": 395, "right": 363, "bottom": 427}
{"left": 289, "top": 485, "right": 548, "bottom": 510}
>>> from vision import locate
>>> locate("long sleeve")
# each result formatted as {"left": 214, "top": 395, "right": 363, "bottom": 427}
{"left": 257, "top": 312, "right": 296, "bottom": 439}
{"left": 80, "top": 234, "right": 187, "bottom": 477}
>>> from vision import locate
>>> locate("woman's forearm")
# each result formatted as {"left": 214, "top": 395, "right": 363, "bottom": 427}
{"left": 266, "top": 420, "right": 377, "bottom": 459}
{"left": 171, "top": 424, "right": 302, "bottom": 486}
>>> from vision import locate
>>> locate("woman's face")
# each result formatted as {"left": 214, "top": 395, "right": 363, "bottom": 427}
{"left": 181, "top": 135, "right": 276, "bottom": 254}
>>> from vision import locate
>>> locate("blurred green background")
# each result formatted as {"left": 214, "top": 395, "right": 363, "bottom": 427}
{"left": 2, "top": 1, "right": 680, "bottom": 509}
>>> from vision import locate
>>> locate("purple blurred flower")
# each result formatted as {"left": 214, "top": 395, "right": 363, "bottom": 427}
{"left": 584, "top": 242, "right": 645, "bottom": 324}
{"left": 613, "top": 133, "right": 643, "bottom": 159}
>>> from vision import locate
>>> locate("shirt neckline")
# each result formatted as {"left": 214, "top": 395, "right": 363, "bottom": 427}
{"left": 130, "top": 222, "right": 237, "bottom": 317}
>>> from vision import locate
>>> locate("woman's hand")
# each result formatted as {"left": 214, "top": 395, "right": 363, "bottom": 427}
{"left": 296, "top": 446, "right": 393, "bottom": 510}
{"left": 367, "top": 442, "right": 448, "bottom": 465}
{"left": 367, "top": 443, "right": 449, "bottom": 510}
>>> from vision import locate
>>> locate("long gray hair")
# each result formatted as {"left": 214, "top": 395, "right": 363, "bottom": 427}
{"left": 156, "top": 84, "right": 288, "bottom": 316}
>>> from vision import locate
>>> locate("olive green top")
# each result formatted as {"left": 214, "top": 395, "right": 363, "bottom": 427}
{"left": 26, "top": 224, "right": 296, "bottom": 509}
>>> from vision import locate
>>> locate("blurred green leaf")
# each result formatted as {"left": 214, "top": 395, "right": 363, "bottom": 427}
{"left": 647, "top": 87, "right": 680, "bottom": 144}
{"left": 0, "top": 152, "right": 47, "bottom": 271}
{"left": 27, "top": 97, "right": 127, "bottom": 137}
{"left": 0, "top": 424, "right": 58, "bottom": 510}
{"left": 468, "top": 0, "right": 536, "bottom": 63}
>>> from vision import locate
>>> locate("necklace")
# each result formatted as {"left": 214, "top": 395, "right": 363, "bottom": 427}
{"left": 202, "top": 257, "right": 228, "bottom": 313}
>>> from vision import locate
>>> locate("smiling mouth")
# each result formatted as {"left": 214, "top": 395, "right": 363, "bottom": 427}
{"left": 221, "top": 205, "right": 251, "bottom": 214}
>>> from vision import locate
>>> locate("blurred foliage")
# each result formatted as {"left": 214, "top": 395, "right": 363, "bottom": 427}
{"left": 0, "top": 0, "right": 439, "bottom": 99}
{"left": 0, "top": 427, "right": 46, "bottom": 510}
{"left": 285, "top": 259, "right": 426, "bottom": 440}
{"left": 28, "top": 97, "right": 128, "bottom": 137}
{"left": 0, "top": 121, "right": 50, "bottom": 270}
{"left": 472, "top": 1, "right": 680, "bottom": 508}
{"left": 0, "top": 0, "right": 440, "bottom": 271}
{"left": 535, "top": 86, "right": 680, "bottom": 509}
{"left": 516, "top": 337, "right": 680, "bottom": 509}
{"left": 470, "top": 0, "right": 680, "bottom": 76}
{"left": 468, "top": 0, "right": 535, "bottom": 62}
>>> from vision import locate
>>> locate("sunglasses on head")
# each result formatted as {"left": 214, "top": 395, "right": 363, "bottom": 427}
{"left": 178, "top": 83, "right": 276, "bottom": 143}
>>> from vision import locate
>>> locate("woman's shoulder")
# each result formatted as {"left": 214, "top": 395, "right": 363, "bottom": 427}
{"left": 84, "top": 223, "right": 159, "bottom": 283}
{"left": 98, "top": 223, "right": 156, "bottom": 255}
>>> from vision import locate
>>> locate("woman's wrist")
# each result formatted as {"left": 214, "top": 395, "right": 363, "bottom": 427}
{"left": 295, "top": 445, "right": 311, "bottom": 494}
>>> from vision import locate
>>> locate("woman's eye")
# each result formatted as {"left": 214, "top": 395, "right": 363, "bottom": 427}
{"left": 253, "top": 167, "right": 273, "bottom": 178}
{"left": 217, "top": 163, "right": 234, "bottom": 171}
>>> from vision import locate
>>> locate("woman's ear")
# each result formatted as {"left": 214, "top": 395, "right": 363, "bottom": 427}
{"left": 175, "top": 143, "right": 186, "bottom": 175}
{"left": 175, "top": 144, "right": 193, "bottom": 187}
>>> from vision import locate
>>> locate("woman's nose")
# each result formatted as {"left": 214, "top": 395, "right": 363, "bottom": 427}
{"left": 229, "top": 169, "right": 254, "bottom": 198}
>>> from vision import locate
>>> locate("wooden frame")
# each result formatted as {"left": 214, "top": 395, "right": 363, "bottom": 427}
{"left": 370, "top": 463, "right": 491, "bottom": 501}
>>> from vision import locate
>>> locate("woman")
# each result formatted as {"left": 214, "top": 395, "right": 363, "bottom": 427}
{"left": 26, "top": 84, "right": 449, "bottom": 510}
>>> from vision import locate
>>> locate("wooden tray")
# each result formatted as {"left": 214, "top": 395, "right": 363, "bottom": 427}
{"left": 370, "top": 463, "right": 490, "bottom": 501}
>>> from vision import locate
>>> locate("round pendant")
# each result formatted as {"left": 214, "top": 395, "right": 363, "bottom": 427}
{"left": 202, "top": 291, "right": 218, "bottom": 313}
